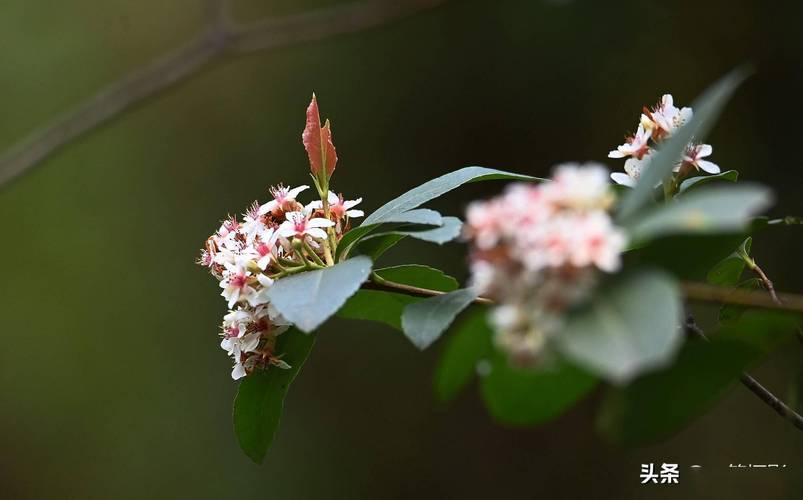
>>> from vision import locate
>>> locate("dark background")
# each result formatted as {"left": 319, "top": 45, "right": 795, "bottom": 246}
{"left": 1, "top": 0, "right": 802, "bottom": 498}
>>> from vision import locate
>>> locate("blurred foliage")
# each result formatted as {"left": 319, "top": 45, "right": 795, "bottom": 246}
{"left": 2, "top": 0, "right": 803, "bottom": 498}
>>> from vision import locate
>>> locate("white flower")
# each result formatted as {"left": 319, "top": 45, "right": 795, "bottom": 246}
{"left": 219, "top": 261, "right": 256, "bottom": 308}
{"left": 545, "top": 163, "right": 613, "bottom": 210}
{"left": 641, "top": 94, "right": 693, "bottom": 138}
{"left": 221, "top": 332, "right": 262, "bottom": 380}
{"left": 277, "top": 210, "right": 334, "bottom": 240}
{"left": 610, "top": 152, "right": 651, "bottom": 187}
{"left": 248, "top": 273, "right": 275, "bottom": 307}
{"left": 308, "top": 191, "right": 364, "bottom": 219}
{"left": 240, "top": 201, "right": 269, "bottom": 243}
{"left": 682, "top": 143, "right": 720, "bottom": 174}
{"left": 608, "top": 124, "right": 651, "bottom": 159}
{"left": 259, "top": 185, "right": 309, "bottom": 215}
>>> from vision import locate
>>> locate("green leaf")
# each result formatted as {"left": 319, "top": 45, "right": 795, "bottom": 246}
{"left": 386, "top": 216, "right": 463, "bottom": 244}
{"left": 480, "top": 354, "right": 597, "bottom": 426}
{"left": 374, "top": 264, "right": 459, "bottom": 292}
{"left": 362, "top": 166, "right": 540, "bottom": 226}
{"left": 233, "top": 328, "right": 316, "bottom": 463}
{"left": 554, "top": 269, "right": 683, "bottom": 384}
{"left": 266, "top": 256, "right": 372, "bottom": 332}
{"left": 380, "top": 208, "right": 443, "bottom": 226}
{"left": 597, "top": 312, "right": 797, "bottom": 445}
{"left": 631, "top": 233, "right": 746, "bottom": 281}
{"left": 434, "top": 309, "right": 494, "bottom": 403}
{"left": 401, "top": 288, "right": 479, "bottom": 350}
{"left": 336, "top": 208, "right": 443, "bottom": 260}
{"left": 617, "top": 67, "right": 750, "bottom": 222}
{"left": 707, "top": 237, "right": 752, "bottom": 286}
{"left": 678, "top": 170, "right": 738, "bottom": 193}
{"left": 627, "top": 184, "right": 772, "bottom": 243}
{"left": 352, "top": 233, "right": 407, "bottom": 261}
{"left": 337, "top": 290, "right": 415, "bottom": 330}
{"left": 338, "top": 265, "right": 459, "bottom": 330}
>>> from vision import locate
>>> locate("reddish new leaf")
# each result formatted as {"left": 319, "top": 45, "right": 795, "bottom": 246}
{"left": 302, "top": 94, "right": 337, "bottom": 179}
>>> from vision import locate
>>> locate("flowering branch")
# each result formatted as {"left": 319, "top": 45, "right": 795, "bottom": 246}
{"left": 685, "top": 316, "right": 803, "bottom": 431}
{"left": 0, "top": 0, "right": 449, "bottom": 189}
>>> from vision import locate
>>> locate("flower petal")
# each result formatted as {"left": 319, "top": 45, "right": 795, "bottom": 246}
{"left": 697, "top": 159, "right": 720, "bottom": 174}
{"left": 610, "top": 172, "right": 635, "bottom": 187}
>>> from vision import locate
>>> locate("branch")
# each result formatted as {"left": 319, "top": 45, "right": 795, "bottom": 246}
{"left": 368, "top": 277, "right": 803, "bottom": 431}
{"left": 0, "top": 0, "right": 449, "bottom": 189}
{"left": 362, "top": 279, "right": 493, "bottom": 304}
{"left": 749, "top": 261, "right": 803, "bottom": 345}
{"left": 685, "top": 316, "right": 803, "bottom": 431}
{"left": 367, "top": 278, "right": 803, "bottom": 314}
{"left": 680, "top": 281, "right": 803, "bottom": 314}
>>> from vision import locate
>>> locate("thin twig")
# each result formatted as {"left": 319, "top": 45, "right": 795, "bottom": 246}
{"left": 680, "top": 281, "right": 803, "bottom": 314}
{"left": 750, "top": 262, "right": 803, "bottom": 344}
{"left": 685, "top": 316, "right": 803, "bottom": 431}
{"left": 362, "top": 279, "right": 494, "bottom": 304}
{"left": 752, "top": 263, "right": 781, "bottom": 304}
{"left": 365, "top": 278, "right": 803, "bottom": 313}
{"left": 0, "top": 0, "right": 449, "bottom": 189}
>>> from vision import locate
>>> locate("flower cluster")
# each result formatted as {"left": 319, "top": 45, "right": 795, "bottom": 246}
{"left": 609, "top": 94, "right": 720, "bottom": 187}
{"left": 198, "top": 185, "right": 363, "bottom": 379}
{"left": 465, "top": 163, "right": 627, "bottom": 364}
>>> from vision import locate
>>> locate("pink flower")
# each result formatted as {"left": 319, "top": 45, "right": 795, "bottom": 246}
{"left": 277, "top": 210, "right": 334, "bottom": 240}
{"left": 569, "top": 212, "right": 627, "bottom": 272}
{"left": 219, "top": 261, "right": 256, "bottom": 308}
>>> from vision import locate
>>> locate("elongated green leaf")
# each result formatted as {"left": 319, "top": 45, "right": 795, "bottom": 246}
{"left": 391, "top": 216, "right": 463, "bottom": 244}
{"left": 337, "top": 290, "right": 415, "bottom": 330}
{"left": 480, "top": 354, "right": 597, "bottom": 426}
{"left": 382, "top": 208, "right": 443, "bottom": 226}
{"left": 678, "top": 170, "right": 738, "bottom": 193}
{"left": 632, "top": 233, "right": 746, "bottom": 281}
{"left": 233, "top": 328, "right": 316, "bottom": 463}
{"left": 338, "top": 265, "right": 459, "bottom": 330}
{"left": 627, "top": 184, "right": 772, "bottom": 243}
{"left": 266, "top": 256, "right": 372, "bottom": 332}
{"left": 363, "top": 166, "right": 540, "bottom": 226}
{"left": 375, "top": 264, "right": 459, "bottom": 292}
{"left": 617, "top": 67, "right": 750, "bottom": 222}
{"left": 352, "top": 233, "right": 407, "bottom": 261}
{"left": 434, "top": 310, "right": 493, "bottom": 403}
{"left": 554, "top": 269, "right": 682, "bottom": 384}
{"left": 707, "top": 237, "right": 752, "bottom": 286}
{"left": 401, "top": 288, "right": 479, "bottom": 350}
{"left": 597, "top": 312, "right": 798, "bottom": 445}
{"left": 336, "top": 208, "right": 443, "bottom": 260}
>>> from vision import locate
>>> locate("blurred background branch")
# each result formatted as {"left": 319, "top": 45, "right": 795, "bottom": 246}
{"left": 0, "top": 0, "right": 448, "bottom": 189}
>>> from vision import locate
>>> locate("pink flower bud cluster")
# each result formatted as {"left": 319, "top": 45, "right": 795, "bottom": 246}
{"left": 198, "top": 184, "right": 363, "bottom": 379}
{"left": 465, "top": 163, "right": 627, "bottom": 364}
{"left": 609, "top": 94, "right": 721, "bottom": 187}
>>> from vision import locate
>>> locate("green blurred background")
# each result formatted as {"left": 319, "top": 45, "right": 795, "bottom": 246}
{"left": 1, "top": 0, "right": 802, "bottom": 498}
